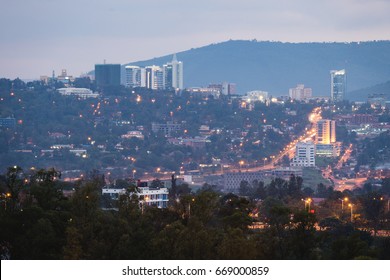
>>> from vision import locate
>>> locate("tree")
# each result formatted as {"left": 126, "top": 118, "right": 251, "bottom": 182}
{"left": 30, "top": 168, "right": 64, "bottom": 210}
{"left": 3, "top": 166, "right": 25, "bottom": 211}
{"left": 238, "top": 180, "right": 252, "bottom": 197}
{"left": 360, "top": 192, "right": 385, "bottom": 236}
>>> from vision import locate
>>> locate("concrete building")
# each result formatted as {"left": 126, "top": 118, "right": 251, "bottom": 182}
{"left": 289, "top": 84, "right": 312, "bottom": 101}
{"left": 208, "top": 82, "right": 236, "bottom": 95}
{"left": 242, "top": 91, "right": 269, "bottom": 103}
{"left": 291, "top": 142, "right": 316, "bottom": 167}
{"left": 223, "top": 168, "right": 303, "bottom": 192}
{"left": 102, "top": 186, "right": 169, "bottom": 209}
{"left": 163, "top": 54, "right": 184, "bottom": 90}
{"left": 95, "top": 64, "right": 121, "bottom": 88}
{"left": 125, "top": 66, "right": 141, "bottom": 88}
{"left": 315, "top": 119, "right": 341, "bottom": 157}
{"left": 187, "top": 87, "right": 220, "bottom": 99}
{"left": 121, "top": 131, "right": 144, "bottom": 140}
{"left": 145, "top": 65, "right": 163, "bottom": 90}
{"left": 330, "top": 69, "right": 346, "bottom": 102}
{"left": 316, "top": 119, "right": 336, "bottom": 145}
{"left": 0, "top": 117, "right": 16, "bottom": 128}
{"left": 151, "top": 121, "right": 181, "bottom": 136}
{"left": 223, "top": 171, "right": 268, "bottom": 192}
{"left": 57, "top": 88, "right": 99, "bottom": 99}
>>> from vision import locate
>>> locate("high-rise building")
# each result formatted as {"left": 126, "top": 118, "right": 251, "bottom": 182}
{"left": 316, "top": 119, "right": 336, "bottom": 144}
{"left": 125, "top": 66, "right": 141, "bottom": 88}
{"left": 145, "top": 65, "right": 163, "bottom": 90}
{"left": 290, "top": 141, "right": 316, "bottom": 167}
{"left": 163, "top": 54, "right": 183, "bottom": 90}
{"left": 315, "top": 119, "right": 340, "bottom": 157}
{"left": 289, "top": 84, "right": 312, "bottom": 100}
{"left": 95, "top": 64, "right": 121, "bottom": 88}
{"left": 330, "top": 69, "right": 346, "bottom": 102}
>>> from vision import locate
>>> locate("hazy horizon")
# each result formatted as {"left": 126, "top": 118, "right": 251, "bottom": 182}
{"left": 1, "top": 0, "right": 390, "bottom": 80}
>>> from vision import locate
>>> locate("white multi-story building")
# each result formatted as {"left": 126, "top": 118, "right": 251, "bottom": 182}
{"left": 102, "top": 186, "right": 169, "bottom": 209}
{"left": 163, "top": 54, "right": 184, "bottom": 90}
{"left": 125, "top": 66, "right": 141, "bottom": 87}
{"left": 289, "top": 84, "right": 312, "bottom": 101}
{"left": 145, "top": 65, "right": 163, "bottom": 90}
{"left": 242, "top": 90, "right": 269, "bottom": 103}
{"left": 290, "top": 142, "right": 316, "bottom": 167}
{"left": 57, "top": 88, "right": 99, "bottom": 99}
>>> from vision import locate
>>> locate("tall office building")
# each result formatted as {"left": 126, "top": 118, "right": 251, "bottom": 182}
{"left": 330, "top": 69, "right": 346, "bottom": 102}
{"left": 316, "top": 119, "right": 341, "bottom": 157}
{"left": 163, "top": 54, "right": 183, "bottom": 90}
{"left": 145, "top": 65, "right": 163, "bottom": 90}
{"left": 125, "top": 66, "right": 141, "bottom": 87}
{"left": 95, "top": 64, "right": 121, "bottom": 88}
{"left": 316, "top": 119, "right": 336, "bottom": 144}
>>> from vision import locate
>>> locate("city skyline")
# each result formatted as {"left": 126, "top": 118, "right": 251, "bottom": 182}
{"left": 1, "top": 0, "right": 390, "bottom": 79}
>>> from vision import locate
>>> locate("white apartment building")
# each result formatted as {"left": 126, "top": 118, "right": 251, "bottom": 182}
{"left": 290, "top": 142, "right": 316, "bottom": 167}
{"left": 289, "top": 84, "right": 312, "bottom": 100}
{"left": 57, "top": 88, "right": 99, "bottom": 99}
{"left": 102, "top": 186, "right": 169, "bottom": 209}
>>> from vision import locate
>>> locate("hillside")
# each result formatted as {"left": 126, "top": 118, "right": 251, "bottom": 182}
{"left": 346, "top": 80, "right": 390, "bottom": 101}
{"left": 123, "top": 40, "right": 390, "bottom": 96}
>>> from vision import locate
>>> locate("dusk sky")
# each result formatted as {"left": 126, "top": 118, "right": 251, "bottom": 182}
{"left": 1, "top": 0, "right": 390, "bottom": 79}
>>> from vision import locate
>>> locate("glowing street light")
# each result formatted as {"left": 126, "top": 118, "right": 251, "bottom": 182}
{"left": 348, "top": 203, "right": 354, "bottom": 222}
{"left": 340, "top": 197, "right": 349, "bottom": 211}
{"left": 302, "top": 198, "right": 312, "bottom": 212}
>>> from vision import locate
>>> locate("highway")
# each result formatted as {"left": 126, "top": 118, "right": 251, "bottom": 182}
{"left": 140, "top": 107, "right": 323, "bottom": 181}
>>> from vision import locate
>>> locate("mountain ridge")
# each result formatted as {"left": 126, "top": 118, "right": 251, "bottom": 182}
{"left": 122, "top": 40, "right": 390, "bottom": 97}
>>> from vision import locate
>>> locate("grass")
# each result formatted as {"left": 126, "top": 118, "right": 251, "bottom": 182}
{"left": 302, "top": 167, "right": 332, "bottom": 189}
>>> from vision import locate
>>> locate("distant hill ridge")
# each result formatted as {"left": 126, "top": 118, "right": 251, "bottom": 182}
{"left": 123, "top": 40, "right": 390, "bottom": 98}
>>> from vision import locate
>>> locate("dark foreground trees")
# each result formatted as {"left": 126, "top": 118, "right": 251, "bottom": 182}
{"left": 0, "top": 167, "right": 389, "bottom": 260}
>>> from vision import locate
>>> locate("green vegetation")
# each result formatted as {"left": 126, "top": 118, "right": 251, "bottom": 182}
{"left": 1, "top": 166, "right": 389, "bottom": 260}
{"left": 0, "top": 78, "right": 314, "bottom": 177}
{"left": 302, "top": 167, "right": 331, "bottom": 189}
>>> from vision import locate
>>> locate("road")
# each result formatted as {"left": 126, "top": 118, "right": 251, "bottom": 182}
{"left": 140, "top": 107, "right": 323, "bottom": 181}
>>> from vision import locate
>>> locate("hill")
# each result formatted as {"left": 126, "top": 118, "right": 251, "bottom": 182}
{"left": 123, "top": 40, "right": 390, "bottom": 96}
{"left": 346, "top": 80, "right": 390, "bottom": 101}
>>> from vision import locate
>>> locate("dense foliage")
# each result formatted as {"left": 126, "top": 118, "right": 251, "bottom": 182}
{"left": 1, "top": 167, "right": 389, "bottom": 260}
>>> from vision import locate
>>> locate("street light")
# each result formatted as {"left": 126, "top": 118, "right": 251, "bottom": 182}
{"left": 239, "top": 160, "right": 244, "bottom": 170}
{"left": 188, "top": 198, "right": 195, "bottom": 218}
{"left": 340, "top": 197, "right": 349, "bottom": 211}
{"left": 348, "top": 203, "right": 353, "bottom": 222}
{"left": 132, "top": 169, "right": 136, "bottom": 179}
{"left": 302, "top": 198, "right": 312, "bottom": 212}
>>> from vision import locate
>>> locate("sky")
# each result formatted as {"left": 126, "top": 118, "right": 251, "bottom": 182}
{"left": 1, "top": 0, "right": 390, "bottom": 80}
